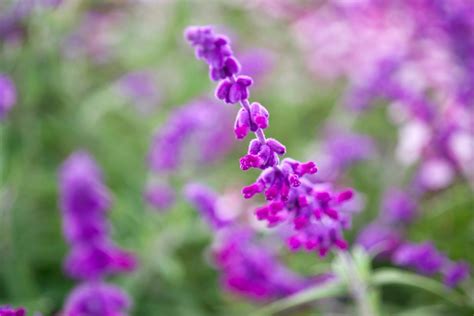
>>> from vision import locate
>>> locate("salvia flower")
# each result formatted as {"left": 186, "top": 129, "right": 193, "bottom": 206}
{"left": 186, "top": 26, "right": 355, "bottom": 257}
{"left": 443, "top": 261, "right": 470, "bottom": 288}
{"left": 292, "top": 1, "right": 474, "bottom": 191}
{"left": 59, "top": 151, "right": 135, "bottom": 315}
{"left": 315, "top": 128, "right": 375, "bottom": 182}
{"left": 148, "top": 99, "right": 233, "bottom": 172}
{"left": 146, "top": 99, "right": 234, "bottom": 211}
{"left": 393, "top": 242, "right": 446, "bottom": 276}
{"left": 64, "top": 241, "right": 136, "bottom": 280}
{"left": 185, "top": 183, "right": 332, "bottom": 300}
{"left": 0, "top": 74, "right": 17, "bottom": 120}
{"left": 59, "top": 151, "right": 111, "bottom": 244}
{"left": 184, "top": 183, "right": 231, "bottom": 229}
{"left": 63, "top": 282, "right": 130, "bottom": 316}
{"left": 380, "top": 188, "right": 418, "bottom": 225}
{"left": 212, "top": 228, "right": 313, "bottom": 300}
{"left": 392, "top": 241, "right": 470, "bottom": 287}
{"left": 357, "top": 223, "right": 402, "bottom": 258}
{"left": 0, "top": 306, "right": 26, "bottom": 316}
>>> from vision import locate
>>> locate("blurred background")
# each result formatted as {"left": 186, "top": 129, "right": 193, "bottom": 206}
{"left": 0, "top": 0, "right": 473, "bottom": 315}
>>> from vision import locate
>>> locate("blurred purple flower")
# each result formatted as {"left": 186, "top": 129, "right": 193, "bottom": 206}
{"left": 64, "top": 242, "right": 136, "bottom": 280}
{"left": 212, "top": 228, "right": 317, "bottom": 300}
{"left": 59, "top": 151, "right": 111, "bottom": 244}
{"left": 393, "top": 242, "right": 445, "bottom": 276}
{"left": 443, "top": 261, "right": 470, "bottom": 288}
{"left": 380, "top": 188, "right": 418, "bottom": 225}
{"left": 325, "top": 131, "right": 375, "bottom": 168}
{"left": 0, "top": 306, "right": 26, "bottom": 316}
{"left": 59, "top": 151, "right": 135, "bottom": 313}
{"left": 63, "top": 282, "right": 130, "bottom": 316}
{"left": 292, "top": 1, "right": 474, "bottom": 192}
{"left": 147, "top": 99, "right": 234, "bottom": 172}
{"left": 144, "top": 183, "right": 176, "bottom": 211}
{"left": 357, "top": 223, "right": 402, "bottom": 258}
{"left": 0, "top": 74, "right": 17, "bottom": 120}
{"left": 117, "top": 71, "right": 161, "bottom": 114}
{"left": 239, "top": 48, "right": 274, "bottom": 85}
{"left": 184, "top": 183, "right": 231, "bottom": 229}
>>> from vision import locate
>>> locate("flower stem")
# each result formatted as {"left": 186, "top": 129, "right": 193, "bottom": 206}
{"left": 339, "top": 251, "right": 379, "bottom": 316}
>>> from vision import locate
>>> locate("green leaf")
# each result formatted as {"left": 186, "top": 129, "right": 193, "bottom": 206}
{"left": 251, "top": 279, "right": 346, "bottom": 316}
{"left": 372, "top": 268, "right": 466, "bottom": 306}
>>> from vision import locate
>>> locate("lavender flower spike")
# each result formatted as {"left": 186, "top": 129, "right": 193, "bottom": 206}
{"left": 59, "top": 151, "right": 136, "bottom": 315}
{"left": 393, "top": 242, "right": 445, "bottom": 276}
{"left": 186, "top": 26, "right": 355, "bottom": 257}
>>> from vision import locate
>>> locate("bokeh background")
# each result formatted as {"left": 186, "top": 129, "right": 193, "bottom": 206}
{"left": 1, "top": 1, "right": 473, "bottom": 315}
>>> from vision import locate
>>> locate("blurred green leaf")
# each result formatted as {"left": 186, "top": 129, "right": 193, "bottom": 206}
{"left": 372, "top": 268, "right": 466, "bottom": 307}
{"left": 252, "top": 280, "right": 346, "bottom": 316}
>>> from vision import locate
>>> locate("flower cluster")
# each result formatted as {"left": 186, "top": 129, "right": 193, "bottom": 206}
{"left": 185, "top": 183, "right": 324, "bottom": 300}
{"left": 185, "top": 25, "right": 355, "bottom": 257}
{"left": 292, "top": 1, "right": 474, "bottom": 192}
{"left": 393, "top": 242, "right": 470, "bottom": 288}
{"left": 357, "top": 188, "right": 469, "bottom": 288}
{"left": 213, "top": 228, "right": 315, "bottom": 300}
{"left": 0, "top": 306, "right": 25, "bottom": 316}
{"left": 59, "top": 151, "right": 136, "bottom": 315}
{"left": 184, "top": 183, "right": 231, "bottom": 229}
{"left": 0, "top": 74, "right": 16, "bottom": 120}
{"left": 146, "top": 98, "right": 234, "bottom": 211}
{"left": 314, "top": 128, "right": 375, "bottom": 182}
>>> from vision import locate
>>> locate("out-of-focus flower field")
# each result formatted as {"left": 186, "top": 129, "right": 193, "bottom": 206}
{"left": 1, "top": 1, "right": 473, "bottom": 315}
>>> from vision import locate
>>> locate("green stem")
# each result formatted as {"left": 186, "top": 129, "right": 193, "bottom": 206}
{"left": 372, "top": 268, "right": 466, "bottom": 307}
{"left": 338, "top": 251, "right": 379, "bottom": 316}
{"left": 251, "top": 279, "right": 345, "bottom": 316}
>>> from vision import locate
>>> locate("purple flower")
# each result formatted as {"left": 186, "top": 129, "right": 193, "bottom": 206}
{"left": 0, "top": 306, "right": 26, "bottom": 316}
{"left": 64, "top": 242, "right": 136, "bottom": 280}
{"left": 59, "top": 151, "right": 136, "bottom": 312}
{"left": 380, "top": 188, "right": 418, "bottom": 224}
{"left": 184, "top": 183, "right": 231, "bottom": 229}
{"left": 356, "top": 223, "right": 402, "bottom": 257}
{"left": 393, "top": 242, "right": 445, "bottom": 276}
{"left": 239, "top": 48, "right": 274, "bottom": 84}
{"left": 147, "top": 99, "right": 233, "bottom": 172}
{"left": 443, "top": 261, "right": 470, "bottom": 288}
{"left": 59, "top": 151, "right": 111, "bottom": 244}
{"left": 185, "top": 26, "right": 237, "bottom": 81}
{"left": 0, "top": 74, "right": 17, "bottom": 119}
{"left": 186, "top": 26, "right": 356, "bottom": 257}
{"left": 215, "top": 76, "right": 253, "bottom": 104}
{"left": 144, "top": 183, "right": 176, "bottom": 211}
{"left": 63, "top": 282, "right": 130, "bottom": 316}
{"left": 292, "top": 1, "right": 474, "bottom": 193}
{"left": 213, "top": 228, "right": 313, "bottom": 300}
{"left": 117, "top": 71, "right": 161, "bottom": 113}
{"left": 323, "top": 129, "right": 375, "bottom": 170}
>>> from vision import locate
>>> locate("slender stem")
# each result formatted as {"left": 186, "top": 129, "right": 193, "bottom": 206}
{"left": 339, "top": 251, "right": 377, "bottom": 316}
{"left": 231, "top": 75, "right": 267, "bottom": 144}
